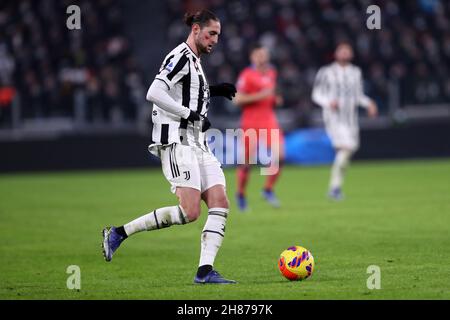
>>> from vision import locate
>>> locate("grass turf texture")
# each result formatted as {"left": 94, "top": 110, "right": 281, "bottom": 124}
{"left": 0, "top": 159, "right": 449, "bottom": 299}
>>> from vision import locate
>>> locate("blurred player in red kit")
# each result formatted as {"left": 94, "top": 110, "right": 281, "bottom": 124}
{"left": 234, "top": 44, "right": 284, "bottom": 211}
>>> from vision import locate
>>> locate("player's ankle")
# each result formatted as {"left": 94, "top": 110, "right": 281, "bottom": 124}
{"left": 197, "top": 264, "right": 213, "bottom": 278}
{"left": 115, "top": 226, "right": 128, "bottom": 239}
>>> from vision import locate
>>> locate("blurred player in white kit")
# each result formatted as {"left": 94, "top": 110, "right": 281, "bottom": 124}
{"left": 312, "top": 42, "right": 378, "bottom": 200}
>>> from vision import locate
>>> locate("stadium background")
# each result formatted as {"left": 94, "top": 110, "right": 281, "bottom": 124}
{"left": 0, "top": 0, "right": 450, "bottom": 301}
{"left": 0, "top": 0, "right": 449, "bottom": 171}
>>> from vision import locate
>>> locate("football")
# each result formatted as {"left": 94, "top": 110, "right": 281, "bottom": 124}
{"left": 278, "top": 246, "right": 315, "bottom": 281}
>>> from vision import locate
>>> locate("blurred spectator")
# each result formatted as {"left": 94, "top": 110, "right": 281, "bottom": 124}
{"left": 0, "top": 82, "right": 16, "bottom": 127}
{"left": 1, "top": 0, "right": 448, "bottom": 130}
{"left": 0, "top": 0, "right": 145, "bottom": 128}
{"left": 165, "top": 0, "right": 450, "bottom": 120}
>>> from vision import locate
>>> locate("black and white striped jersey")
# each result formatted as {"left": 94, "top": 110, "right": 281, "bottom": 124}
{"left": 149, "top": 42, "right": 210, "bottom": 153}
{"left": 312, "top": 62, "right": 371, "bottom": 129}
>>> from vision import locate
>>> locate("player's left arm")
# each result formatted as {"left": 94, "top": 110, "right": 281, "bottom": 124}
{"left": 357, "top": 68, "right": 378, "bottom": 118}
{"left": 210, "top": 83, "right": 237, "bottom": 100}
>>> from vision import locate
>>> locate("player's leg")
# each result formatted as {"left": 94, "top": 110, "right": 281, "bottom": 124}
{"left": 195, "top": 153, "right": 235, "bottom": 284}
{"left": 236, "top": 128, "right": 257, "bottom": 211}
{"left": 262, "top": 127, "right": 285, "bottom": 207}
{"left": 102, "top": 187, "right": 200, "bottom": 262}
{"left": 102, "top": 144, "right": 201, "bottom": 261}
{"left": 326, "top": 124, "right": 346, "bottom": 199}
{"left": 122, "top": 187, "right": 200, "bottom": 235}
{"left": 329, "top": 147, "right": 353, "bottom": 199}
{"left": 328, "top": 127, "right": 358, "bottom": 200}
{"left": 236, "top": 165, "right": 250, "bottom": 211}
{"left": 325, "top": 123, "right": 352, "bottom": 199}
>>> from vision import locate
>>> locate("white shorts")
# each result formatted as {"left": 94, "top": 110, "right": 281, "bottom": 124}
{"left": 325, "top": 123, "right": 359, "bottom": 151}
{"left": 158, "top": 143, "right": 226, "bottom": 194}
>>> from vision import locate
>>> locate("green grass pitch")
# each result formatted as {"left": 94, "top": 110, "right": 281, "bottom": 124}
{"left": 1, "top": 159, "right": 449, "bottom": 299}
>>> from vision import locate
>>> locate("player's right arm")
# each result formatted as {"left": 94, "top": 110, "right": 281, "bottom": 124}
{"left": 146, "top": 80, "right": 190, "bottom": 119}
{"left": 233, "top": 70, "right": 274, "bottom": 107}
{"left": 312, "top": 67, "right": 336, "bottom": 110}
{"left": 234, "top": 88, "right": 274, "bottom": 106}
{"left": 146, "top": 53, "right": 198, "bottom": 121}
{"left": 355, "top": 67, "right": 378, "bottom": 118}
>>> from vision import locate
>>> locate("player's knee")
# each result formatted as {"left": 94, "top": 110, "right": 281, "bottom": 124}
{"left": 212, "top": 194, "right": 230, "bottom": 209}
{"left": 221, "top": 195, "right": 230, "bottom": 209}
{"left": 186, "top": 208, "right": 201, "bottom": 221}
{"left": 181, "top": 201, "right": 201, "bottom": 221}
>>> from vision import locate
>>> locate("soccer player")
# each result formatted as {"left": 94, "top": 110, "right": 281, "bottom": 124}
{"left": 234, "top": 44, "right": 284, "bottom": 211}
{"left": 102, "top": 10, "right": 237, "bottom": 284}
{"left": 312, "top": 42, "right": 378, "bottom": 200}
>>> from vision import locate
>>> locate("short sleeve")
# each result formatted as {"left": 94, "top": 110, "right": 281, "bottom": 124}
{"left": 155, "top": 53, "right": 190, "bottom": 90}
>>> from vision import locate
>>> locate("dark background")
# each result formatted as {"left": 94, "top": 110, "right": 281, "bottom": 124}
{"left": 0, "top": 0, "right": 449, "bottom": 172}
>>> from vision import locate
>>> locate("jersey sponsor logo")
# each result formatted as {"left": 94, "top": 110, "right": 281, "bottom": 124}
{"left": 202, "top": 83, "right": 210, "bottom": 104}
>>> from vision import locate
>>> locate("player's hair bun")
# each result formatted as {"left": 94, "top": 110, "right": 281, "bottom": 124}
{"left": 183, "top": 12, "right": 195, "bottom": 27}
{"left": 183, "top": 9, "right": 219, "bottom": 28}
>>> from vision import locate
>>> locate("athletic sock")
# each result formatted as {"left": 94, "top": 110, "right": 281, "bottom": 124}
{"left": 199, "top": 207, "right": 228, "bottom": 268}
{"left": 330, "top": 149, "right": 352, "bottom": 190}
{"left": 196, "top": 264, "right": 213, "bottom": 278}
{"left": 115, "top": 226, "right": 128, "bottom": 239}
{"left": 264, "top": 161, "right": 283, "bottom": 191}
{"left": 237, "top": 165, "right": 250, "bottom": 195}
{"left": 123, "top": 205, "right": 189, "bottom": 237}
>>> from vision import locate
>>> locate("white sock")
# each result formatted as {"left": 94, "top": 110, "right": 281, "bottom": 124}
{"left": 124, "top": 205, "right": 189, "bottom": 236}
{"left": 199, "top": 207, "right": 229, "bottom": 267}
{"left": 330, "top": 149, "right": 352, "bottom": 190}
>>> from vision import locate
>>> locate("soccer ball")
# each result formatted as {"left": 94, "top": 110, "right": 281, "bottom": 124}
{"left": 278, "top": 246, "right": 314, "bottom": 281}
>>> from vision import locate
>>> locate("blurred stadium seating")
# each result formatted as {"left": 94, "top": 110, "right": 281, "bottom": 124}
{"left": 1, "top": 0, "right": 449, "bottom": 131}
{"left": 166, "top": 0, "right": 449, "bottom": 128}
{"left": 0, "top": 0, "right": 147, "bottom": 132}
{"left": 0, "top": 0, "right": 449, "bottom": 170}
